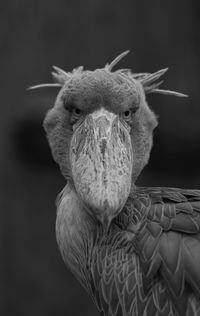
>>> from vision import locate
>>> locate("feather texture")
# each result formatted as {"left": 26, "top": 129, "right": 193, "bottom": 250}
{"left": 40, "top": 51, "right": 196, "bottom": 315}
{"left": 81, "top": 187, "right": 200, "bottom": 316}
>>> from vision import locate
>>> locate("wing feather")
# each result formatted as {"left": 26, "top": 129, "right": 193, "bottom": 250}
{"left": 88, "top": 187, "right": 200, "bottom": 315}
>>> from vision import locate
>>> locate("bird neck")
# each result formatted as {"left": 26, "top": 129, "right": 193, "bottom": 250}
{"left": 56, "top": 182, "right": 95, "bottom": 286}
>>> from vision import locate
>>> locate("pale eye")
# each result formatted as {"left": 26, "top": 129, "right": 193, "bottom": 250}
{"left": 72, "top": 107, "right": 83, "bottom": 117}
{"left": 123, "top": 110, "right": 132, "bottom": 120}
{"left": 63, "top": 100, "right": 83, "bottom": 117}
{"left": 122, "top": 106, "right": 139, "bottom": 121}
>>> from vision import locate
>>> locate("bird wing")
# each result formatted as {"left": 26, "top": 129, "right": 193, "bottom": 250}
{"left": 89, "top": 187, "right": 200, "bottom": 316}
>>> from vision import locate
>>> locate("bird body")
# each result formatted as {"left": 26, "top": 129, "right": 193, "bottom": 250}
{"left": 30, "top": 51, "right": 200, "bottom": 315}
{"left": 56, "top": 184, "right": 200, "bottom": 316}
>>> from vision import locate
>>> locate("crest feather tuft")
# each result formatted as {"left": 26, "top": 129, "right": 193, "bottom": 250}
{"left": 105, "top": 50, "right": 130, "bottom": 71}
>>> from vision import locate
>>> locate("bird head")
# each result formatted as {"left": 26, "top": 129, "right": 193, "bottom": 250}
{"left": 30, "top": 51, "right": 187, "bottom": 229}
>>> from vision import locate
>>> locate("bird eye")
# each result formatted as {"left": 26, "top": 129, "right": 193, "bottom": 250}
{"left": 72, "top": 107, "right": 82, "bottom": 117}
{"left": 122, "top": 107, "right": 138, "bottom": 121}
{"left": 123, "top": 110, "right": 132, "bottom": 120}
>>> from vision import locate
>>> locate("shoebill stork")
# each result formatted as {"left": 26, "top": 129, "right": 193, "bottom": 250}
{"left": 30, "top": 51, "right": 200, "bottom": 316}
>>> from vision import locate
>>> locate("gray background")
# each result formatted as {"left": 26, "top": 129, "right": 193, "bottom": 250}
{"left": 1, "top": 0, "right": 200, "bottom": 315}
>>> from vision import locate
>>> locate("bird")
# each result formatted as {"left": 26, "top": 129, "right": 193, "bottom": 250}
{"left": 30, "top": 51, "right": 200, "bottom": 316}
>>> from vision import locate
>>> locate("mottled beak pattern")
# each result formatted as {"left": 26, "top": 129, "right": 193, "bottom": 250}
{"left": 70, "top": 108, "right": 133, "bottom": 229}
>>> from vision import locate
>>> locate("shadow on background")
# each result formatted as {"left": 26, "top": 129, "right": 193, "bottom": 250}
{"left": 1, "top": 0, "right": 200, "bottom": 315}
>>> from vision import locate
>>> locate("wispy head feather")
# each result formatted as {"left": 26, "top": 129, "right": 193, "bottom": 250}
{"left": 105, "top": 50, "right": 130, "bottom": 71}
{"left": 137, "top": 68, "right": 188, "bottom": 97}
{"left": 28, "top": 50, "right": 188, "bottom": 97}
{"left": 51, "top": 66, "right": 70, "bottom": 85}
{"left": 27, "top": 83, "right": 62, "bottom": 90}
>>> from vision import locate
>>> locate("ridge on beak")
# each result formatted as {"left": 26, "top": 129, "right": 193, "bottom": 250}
{"left": 70, "top": 108, "right": 133, "bottom": 227}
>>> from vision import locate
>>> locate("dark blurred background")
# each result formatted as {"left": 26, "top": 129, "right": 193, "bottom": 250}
{"left": 1, "top": 0, "right": 200, "bottom": 315}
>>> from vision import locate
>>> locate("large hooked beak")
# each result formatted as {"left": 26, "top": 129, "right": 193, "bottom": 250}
{"left": 70, "top": 108, "right": 133, "bottom": 229}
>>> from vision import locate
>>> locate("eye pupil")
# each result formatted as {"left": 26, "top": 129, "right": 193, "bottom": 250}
{"left": 74, "top": 108, "right": 81, "bottom": 115}
{"left": 124, "top": 110, "right": 131, "bottom": 117}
